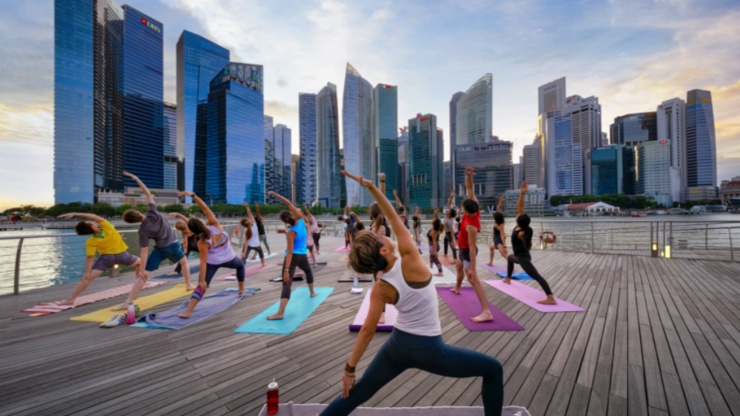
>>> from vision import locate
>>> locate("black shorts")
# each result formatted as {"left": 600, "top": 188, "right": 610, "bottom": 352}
{"left": 459, "top": 246, "right": 477, "bottom": 268}
{"left": 493, "top": 236, "right": 503, "bottom": 247}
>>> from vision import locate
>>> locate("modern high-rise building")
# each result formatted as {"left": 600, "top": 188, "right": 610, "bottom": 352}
{"left": 163, "top": 103, "right": 179, "bottom": 190}
{"left": 537, "top": 78, "right": 567, "bottom": 198}
{"left": 274, "top": 123, "right": 292, "bottom": 200}
{"left": 291, "top": 154, "right": 300, "bottom": 203}
{"left": 176, "top": 31, "right": 230, "bottom": 197}
{"left": 622, "top": 146, "right": 637, "bottom": 195}
{"left": 513, "top": 159, "right": 522, "bottom": 190}
{"left": 449, "top": 91, "right": 465, "bottom": 199}
{"left": 121, "top": 5, "right": 164, "bottom": 190}
{"left": 657, "top": 97, "right": 686, "bottom": 202}
{"left": 544, "top": 110, "right": 582, "bottom": 196}
{"left": 398, "top": 127, "right": 409, "bottom": 205}
{"left": 637, "top": 140, "right": 673, "bottom": 206}
{"left": 408, "top": 114, "right": 444, "bottom": 209}
{"left": 538, "top": 77, "right": 567, "bottom": 136}
{"left": 316, "top": 83, "right": 344, "bottom": 208}
{"left": 565, "top": 95, "right": 601, "bottom": 194}
{"left": 342, "top": 63, "right": 374, "bottom": 206}
{"left": 264, "top": 115, "right": 275, "bottom": 203}
{"left": 298, "top": 93, "right": 317, "bottom": 205}
{"left": 455, "top": 74, "right": 493, "bottom": 146}
{"left": 205, "top": 63, "right": 264, "bottom": 204}
{"left": 685, "top": 89, "right": 717, "bottom": 199}
{"left": 601, "top": 132, "right": 609, "bottom": 147}
{"left": 373, "top": 84, "right": 398, "bottom": 200}
{"left": 590, "top": 145, "right": 623, "bottom": 196}
{"left": 454, "top": 141, "right": 512, "bottom": 210}
{"left": 523, "top": 135, "right": 544, "bottom": 189}
{"left": 610, "top": 112, "right": 657, "bottom": 146}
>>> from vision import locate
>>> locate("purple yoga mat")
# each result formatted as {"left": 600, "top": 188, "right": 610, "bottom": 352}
{"left": 436, "top": 287, "right": 524, "bottom": 331}
{"left": 349, "top": 288, "right": 398, "bottom": 331}
{"left": 479, "top": 263, "right": 506, "bottom": 275}
{"left": 484, "top": 280, "right": 585, "bottom": 312}
{"left": 334, "top": 246, "right": 351, "bottom": 252}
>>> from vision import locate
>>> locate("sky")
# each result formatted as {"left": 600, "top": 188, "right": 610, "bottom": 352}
{"left": 1, "top": 0, "right": 739, "bottom": 210}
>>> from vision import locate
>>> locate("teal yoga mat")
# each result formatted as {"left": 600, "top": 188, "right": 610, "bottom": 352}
{"left": 234, "top": 287, "right": 334, "bottom": 335}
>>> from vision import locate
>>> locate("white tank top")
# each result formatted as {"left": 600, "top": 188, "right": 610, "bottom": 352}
{"left": 380, "top": 258, "right": 442, "bottom": 337}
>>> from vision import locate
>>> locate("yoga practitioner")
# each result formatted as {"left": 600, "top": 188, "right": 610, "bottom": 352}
{"left": 302, "top": 206, "right": 319, "bottom": 264}
{"left": 268, "top": 190, "right": 317, "bottom": 320}
{"left": 169, "top": 213, "right": 198, "bottom": 276}
{"left": 368, "top": 173, "right": 392, "bottom": 239}
{"left": 240, "top": 202, "right": 266, "bottom": 267}
{"left": 427, "top": 208, "right": 444, "bottom": 276}
{"left": 322, "top": 170, "right": 504, "bottom": 416}
{"left": 412, "top": 206, "right": 422, "bottom": 247}
{"left": 340, "top": 216, "right": 353, "bottom": 248}
{"left": 252, "top": 202, "right": 271, "bottom": 258}
{"left": 304, "top": 204, "right": 322, "bottom": 255}
{"left": 487, "top": 196, "right": 508, "bottom": 266}
{"left": 443, "top": 190, "right": 458, "bottom": 259}
{"left": 392, "top": 189, "right": 410, "bottom": 230}
{"left": 505, "top": 181, "right": 557, "bottom": 304}
{"left": 176, "top": 191, "right": 246, "bottom": 319}
{"left": 56, "top": 213, "right": 141, "bottom": 305}
{"left": 451, "top": 167, "right": 494, "bottom": 323}
{"left": 116, "top": 171, "right": 192, "bottom": 309}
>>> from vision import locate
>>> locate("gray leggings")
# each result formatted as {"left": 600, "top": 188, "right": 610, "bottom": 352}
{"left": 322, "top": 329, "right": 503, "bottom": 416}
{"left": 280, "top": 254, "right": 313, "bottom": 299}
{"left": 259, "top": 234, "right": 271, "bottom": 254}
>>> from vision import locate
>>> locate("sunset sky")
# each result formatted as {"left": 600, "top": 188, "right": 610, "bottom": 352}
{"left": 1, "top": 0, "right": 738, "bottom": 209}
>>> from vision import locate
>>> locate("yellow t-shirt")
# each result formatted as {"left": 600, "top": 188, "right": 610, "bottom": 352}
{"left": 85, "top": 221, "right": 129, "bottom": 256}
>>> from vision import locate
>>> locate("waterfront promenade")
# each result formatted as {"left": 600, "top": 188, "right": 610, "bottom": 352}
{"left": 1, "top": 235, "right": 738, "bottom": 415}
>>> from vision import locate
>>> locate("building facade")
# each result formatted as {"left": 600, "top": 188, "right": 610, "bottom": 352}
{"left": 298, "top": 93, "right": 317, "bottom": 205}
{"left": 373, "top": 84, "right": 398, "bottom": 201}
{"left": 523, "top": 135, "right": 544, "bottom": 189}
{"left": 342, "top": 63, "right": 375, "bottom": 206}
{"left": 657, "top": 97, "right": 686, "bottom": 202}
{"left": 398, "top": 127, "right": 409, "bottom": 205}
{"left": 565, "top": 95, "right": 601, "bottom": 194}
{"left": 316, "top": 83, "right": 344, "bottom": 208}
{"left": 408, "top": 114, "right": 444, "bottom": 209}
{"left": 637, "top": 140, "right": 673, "bottom": 206}
{"left": 685, "top": 89, "right": 717, "bottom": 198}
{"left": 544, "top": 111, "right": 582, "bottom": 196}
{"left": 454, "top": 141, "right": 513, "bottom": 211}
{"left": 610, "top": 112, "right": 657, "bottom": 146}
{"left": 163, "top": 103, "right": 179, "bottom": 190}
{"left": 274, "top": 123, "right": 292, "bottom": 201}
{"left": 264, "top": 115, "right": 275, "bottom": 203}
{"left": 590, "top": 145, "right": 623, "bottom": 196}
{"left": 449, "top": 91, "right": 465, "bottom": 197}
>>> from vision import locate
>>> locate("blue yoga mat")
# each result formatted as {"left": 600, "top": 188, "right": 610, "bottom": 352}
{"left": 234, "top": 287, "right": 334, "bottom": 335}
{"left": 131, "top": 288, "right": 258, "bottom": 330}
{"left": 496, "top": 271, "right": 533, "bottom": 280}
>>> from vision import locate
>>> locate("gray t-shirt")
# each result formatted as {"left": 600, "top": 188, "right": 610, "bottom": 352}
{"left": 138, "top": 203, "right": 177, "bottom": 248}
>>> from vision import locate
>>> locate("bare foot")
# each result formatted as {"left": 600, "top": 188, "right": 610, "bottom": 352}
{"left": 186, "top": 286, "right": 195, "bottom": 291}
{"left": 434, "top": 272, "right": 444, "bottom": 276}
{"left": 267, "top": 313, "right": 284, "bottom": 320}
{"left": 379, "top": 312, "right": 385, "bottom": 324}
{"left": 57, "top": 298, "right": 75, "bottom": 306}
{"left": 110, "top": 303, "right": 128, "bottom": 311}
{"left": 310, "top": 291, "right": 318, "bottom": 297}
{"left": 177, "top": 311, "right": 192, "bottom": 319}
{"left": 238, "top": 289, "right": 246, "bottom": 295}
{"left": 471, "top": 312, "right": 494, "bottom": 323}
{"left": 166, "top": 271, "right": 178, "bottom": 276}
{"left": 487, "top": 262, "right": 493, "bottom": 266}
{"left": 261, "top": 262, "right": 266, "bottom": 267}
{"left": 450, "top": 286, "right": 460, "bottom": 295}
{"left": 537, "top": 296, "right": 557, "bottom": 305}
{"left": 503, "top": 277, "right": 511, "bottom": 285}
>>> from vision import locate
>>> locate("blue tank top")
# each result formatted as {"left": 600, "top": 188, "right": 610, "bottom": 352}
{"left": 289, "top": 218, "right": 308, "bottom": 255}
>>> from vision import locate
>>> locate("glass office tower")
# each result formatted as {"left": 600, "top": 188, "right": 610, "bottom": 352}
{"left": 274, "top": 124, "right": 293, "bottom": 200}
{"left": 316, "top": 83, "right": 345, "bottom": 208}
{"left": 373, "top": 84, "right": 398, "bottom": 201}
{"left": 176, "top": 31, "right": 230, "bottom": 196}
{"left": 455, "top": 73, "right": 493, "bottom": 146}
{"left": 590, "top": 145, "right": 623, "bottom": 196}
{"left": 610, "top": 112, "right": 657, "bottom": 146}
{"left": 121, "top": 5, "right": 164, "bottom": 189}
{"left": 205, "top": 63, "right": 264, "bottom": 204}
{"left": 685, "top": 89, "right": 717, "bottom": 189}
{"left": 454, "top": 141, "right": 512, "bottom": 209}
{"left": 163, "top": 103, "right": 179, "bottom": 190}
{"left": 409, "top": 114, "right": 444, "bottom": 209}
{"left": 298, "top": 93, "right": 317, "bottom": 205}
{"left": 342, "top": 63, "right": 374, "bottom": 206}
{"left": 264, "top": 115, "right": 275, "bottom": 203}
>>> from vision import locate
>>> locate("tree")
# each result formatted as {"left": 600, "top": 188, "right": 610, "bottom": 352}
{"left": 161, "top": 204, "right": 186, "bottom": 214}
{"left": 91, "top": 202, "right": 115, "bottom": 217}
{"left": 116, "top": 204, "right": 133, "bottom": 216}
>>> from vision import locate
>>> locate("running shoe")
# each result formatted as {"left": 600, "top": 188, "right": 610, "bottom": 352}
{"left": 100, "top": 314, "right": 126, "bottom": 328}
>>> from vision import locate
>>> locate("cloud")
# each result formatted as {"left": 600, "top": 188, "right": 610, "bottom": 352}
{"left": 265, "top": 100, "right": 298, "bottom": 124}
{"left": 0, "top": 142, "right": 53, "bottom": 210}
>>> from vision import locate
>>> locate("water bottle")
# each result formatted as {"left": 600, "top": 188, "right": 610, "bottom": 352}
{"left": 125, "top": 303, "right": 136, "bottom": 325}
{"left": 266, "top": 378, "right": 279, "bottom": 415}
{"left": 353, "top": 273, "right": 359, "bottom": 289}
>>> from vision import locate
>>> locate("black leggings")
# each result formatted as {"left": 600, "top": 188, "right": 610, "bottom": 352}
{"left": 507, "top": 253, "right": 553, "bottom": 295}
{"left": 429, "top": 245, "right": 442, "bottom": 272}
{"left": 281, "top": 254, "right": 313, "bottom": 299}
{"left": 242, "top": 246, "right": 264, "bottom": 261}
{"left": 313, "top": 233, "right": 321, "bottom": 251}
{"left": 444, "top": 232, "right": 457, "bottom": 259}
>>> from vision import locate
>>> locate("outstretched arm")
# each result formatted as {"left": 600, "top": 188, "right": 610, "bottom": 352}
{"left": 518, "top": 181, "right": 527, "bottom": 216}
{"left": 303, "top": 204, "right": 313, "bottom": 219}
{"left": 123, "top": 171, "right": 154, "bottom": 204}
{"left": 392, "top": 189, "right": 404, "bottom": 208}
{"left": 169, "top": 212, "right": 189, "bottom": 223}
{"left": 448, "top": 189, "right": 455, "bottom": 209}
{"left": 433, "top": 207, "right": 439, "bottom": 220}
{"left": 242, "top": 202, "right": 256, "bottom": 223}
{"left": 378, "top": 173, "right": 386, "bottom": 195}
{"left": 254, "top": 202, "right": 263, "bottom": 221}
{"left": 268, "top": 191, "right": 306, "bottom": 223}
{"left": 178, "top": 191, "right": 219, "bottom": 228}
{"left": 497, "top": 195, "right": 505, "bottom": 214}
{"left": 465, "top": 167, "right": 477, "bottom": 202}
{"left": 57, "top": 212, "right": 106, "bottom": 223}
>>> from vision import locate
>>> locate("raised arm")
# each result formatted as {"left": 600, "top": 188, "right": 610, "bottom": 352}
{"left": 497, "top": 195, "right": 505, "bottom": 214}
{"left": 378, "top": 172, "right": 386, "bottom": 195}
{"left": 123, "top": 171, "right": 154, "bottom": 204}
{"left": 517, "top": 181, "right": 527, "bottom": 216}
{"left": 178, "top": 191, "right": 219, "bottom": 227}
{"left": 268, "top": 191, "right": 306, "bottom": 223}
{"left": 57, "top": 212, "right": 106, "bottom": 223}
{"left": 242, "top": 201, "right": 256, "bottom": 223}
{"left": 433, "top": 207, "right": 439, "bottom": 220}
{"left": 169, "top": 212, "right": 189, "bottom": 223}
{"left": 303, "top": 204, "right": 313, "bottom": 219}
{"left": 465, "top": 166, "right": 477, "bottom": 202}
{"left": 254, "top": 202, "right": 263, "bottom": 221}
{"left": 448, "top": 189, "right": 455, "bottom": 209}
{"left": 392, "top": 189, "right": 404, "bottom": 208}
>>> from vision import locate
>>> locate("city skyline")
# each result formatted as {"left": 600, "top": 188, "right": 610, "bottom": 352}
{"left": 1, "top": 0, "right": 739, "bottom": 209}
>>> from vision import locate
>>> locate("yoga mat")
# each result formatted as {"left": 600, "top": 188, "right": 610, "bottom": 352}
{"left": 246, "top": 252, "right": 278, "bottom": 263}
{"left": 479, "top": 263, "right": 506, "bottom": 275}
{"left": 495, "top": 271, "right": 533, "bottom": 280}
{"left": 70, "top": 284, "right": 193, "bottom": 323}
{"left": 131, "top": 288, "right": 259, "bottom": 330}
{"left": 334, "top": 246, "right": 351, "bottom": 252}
{"left": 234, "top": 287, "right": 333, "bottom": 334}
{"left": 21, "top": 281, "right": 168, "bottom": 316}
{"left": 436, "top": 287, "right": 524, "bottom": 331}
{"left": 349, "top": 288, "right": 398, "bottom": 331}
{"left": 154, "top": 264, "right": 200, "bottom": 279}
{"left": 431, "top": 265, "right": 458, "bottom": 286}
{"left": 215, "top": 263, "right": 277, "bottom": 281}
{"left": 257, "top": 402, "right": 531, "bottom": 416}
{"left": 485, "top": 280, "right": 586, "bottom": 312}
{"left": 269, "top": 262, "right": 326, "bottom": 282}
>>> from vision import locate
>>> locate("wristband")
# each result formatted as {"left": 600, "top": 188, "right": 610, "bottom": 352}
{"left": 345, "top": 362, "right": 356, "bottom": 373}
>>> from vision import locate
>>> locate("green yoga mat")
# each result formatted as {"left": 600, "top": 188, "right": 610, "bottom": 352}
{"left": 234, "top": 287, "right": 333, "bottom": 335}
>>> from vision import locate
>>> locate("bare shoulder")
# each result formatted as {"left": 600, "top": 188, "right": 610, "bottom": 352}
{"left": 376, "top": 279, "right": 399, "bottom": 305}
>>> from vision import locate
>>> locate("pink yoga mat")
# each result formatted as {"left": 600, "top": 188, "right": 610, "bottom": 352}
{"left": 436, "top": 287, "right": 524, "bottom": 331}
{"left": 484, "top": 280, "right": 585, "bottom": 312}
{"left": 479, "top": 263, "right": 506, "bottom": 275}
{"left": 334, "top": 246, "right": 351, "bottom": 252}
{"left": 349, "top": 288, "right": 398, "bottom": 331}
{"left": 22, "top": 281, "right": 168, "bottom": 316}
{"left": 216, "top": 263, "right": 277, "bottom": 281}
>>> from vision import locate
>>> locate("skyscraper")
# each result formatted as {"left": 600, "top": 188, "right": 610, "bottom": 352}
{"left": 449, "top": 91, "right": 465, "bottom": 198}
{"left": 408, "top": 114, "right": 444, "bottom": 209}
{"left": 342, "top": 63, "right": 374, "bottom": 206}
{"left": 538, "top": 77, "right": 566, "bottom": 136}
{"left": 274, "top": 123, "right": 292, "bottom": 200}
{"left": 544, "top": 110, "right": 582, "bottom": 196}
{"left": 565, "top": 95, "right": 601, "bottom": 194}
{"left": 298, "top": 93, "right": 317, "bottom": 205}
{"left": 373, "top": 84, "right": 399, "bottom": 201}
{"left": 610, "top": 112, "right": 657, "bottom": 146}
{"left": 523, "top": 135, "right": 544, "bottom": 189}
{"left": 316, "top": 83, "right": 344, "bottom": 208}
{"left": 637, "top": 140, "right": 673, "bottom": 206}
{"left": 622, "top": 147, "right": 637, "bottom": 195}
{"left": 685, "top": 89, "right": 717, "bottom": 200}
{"left": 205, "top": 63, "right": 264, "bottom": 204}
{"left": 163, "top": 103, "right": 179, "bottom": 190}
{"left": 398, "top": 127, "right": 409, "bottom": 205}
{"left": 176, "top": 31, "right": 230, "bottom": 197}
{"left": 454, "top": 141, "right": 513, "bottom": 210}
{"left": 264, "top": 115, "right": 275, "bottom": 203}
{"left": 657, "top": 97, "right": 686, "bottom": 202}
{"left": 455, "top": 74, "right": 493, "bottom": 146}
{"left": 591, "top": 145, "right": 623, "bottom": 196}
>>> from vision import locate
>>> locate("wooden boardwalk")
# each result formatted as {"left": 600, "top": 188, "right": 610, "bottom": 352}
{"left": 1, "top": 235, "right": 739, "bottom": 415}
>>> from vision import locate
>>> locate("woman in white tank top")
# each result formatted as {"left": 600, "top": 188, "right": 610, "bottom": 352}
{"left": 321, "top": 171, "right": 504, "bottom": 416}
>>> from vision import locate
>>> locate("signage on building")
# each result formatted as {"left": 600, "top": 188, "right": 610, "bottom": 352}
{"left": 140, "top": 17, "right": 161, "bottom": 33}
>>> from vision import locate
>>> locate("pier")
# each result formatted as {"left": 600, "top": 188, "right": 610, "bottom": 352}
{"left": 1, "top": 235, "right": 739, "bottom": 415}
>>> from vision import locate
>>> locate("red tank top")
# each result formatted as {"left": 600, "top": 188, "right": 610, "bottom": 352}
{"left": 457, "top": 211, "right": 481, "bottom": 249}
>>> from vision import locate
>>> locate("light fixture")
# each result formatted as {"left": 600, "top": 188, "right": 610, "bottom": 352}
{"left": 664, "top": 245, "right": 671, "bottom": 259}
{"left": 651, "top": 242, "right": 658, "bottom": 258}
